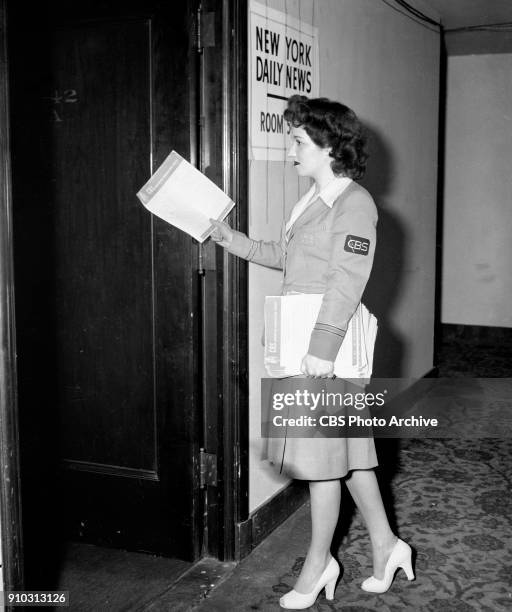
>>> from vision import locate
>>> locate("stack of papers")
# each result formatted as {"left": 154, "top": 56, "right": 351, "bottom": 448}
{"left": 136, "top": 151, "right": 235, "bottom": 243}
{"left": 264, "top": 294, "right": 378, "bottom": 380}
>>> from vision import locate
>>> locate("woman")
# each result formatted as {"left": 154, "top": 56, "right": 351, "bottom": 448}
{"left": 210, "top": 95, "right": 414, "bottom": 609}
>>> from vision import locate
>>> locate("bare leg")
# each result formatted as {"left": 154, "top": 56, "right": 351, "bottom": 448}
{"left": 294, "top": 479, "right": 341, "bottom": 593}
{"left": 345, "top": 469, "right": 397, "bottom": 578}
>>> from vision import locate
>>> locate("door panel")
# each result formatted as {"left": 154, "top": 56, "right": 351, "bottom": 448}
{"left": 52, "top": 20, "right": 156, "bottom": 472}
{"left": 9, "top": 0, "right": 202, "bottom": 575}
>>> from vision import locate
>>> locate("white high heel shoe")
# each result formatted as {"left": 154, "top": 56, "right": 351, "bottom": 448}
{"left": 280, "top": 556, "right": 340, "bottom": 609}
{"left": 361, "top": 538, "right": 414, "bottom": 594}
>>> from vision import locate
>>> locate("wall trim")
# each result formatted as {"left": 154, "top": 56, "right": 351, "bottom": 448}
{"left": 235, "top": 480, "right": 308, "bottom": 560}
{"left": 377, "top": 367, "right": 438, "bottom": 422}
{"left": 440, "top": 323, "right": 512, "bottom": 340}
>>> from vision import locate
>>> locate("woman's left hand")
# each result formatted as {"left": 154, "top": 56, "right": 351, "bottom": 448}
{"left": 300, "top": 353, "right": 334, "bottom": 378}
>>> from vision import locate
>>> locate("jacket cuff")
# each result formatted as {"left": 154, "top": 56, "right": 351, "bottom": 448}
{"left": 308, "top": 325, "right": 346, "bottom": 361}
{"left": 227, "top": 230, "right": 254, "bottom": 260}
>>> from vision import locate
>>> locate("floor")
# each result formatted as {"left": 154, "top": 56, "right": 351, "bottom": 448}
{"left": 53, "top": 543, "right": 190, "bottom": 611}
{"left": 51, "top": 324, "right": 512, "bottom": 611}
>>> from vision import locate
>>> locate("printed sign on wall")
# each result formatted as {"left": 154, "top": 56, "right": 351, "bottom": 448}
{"left": 249, "top": 1, "right": 319, "bottom": 161}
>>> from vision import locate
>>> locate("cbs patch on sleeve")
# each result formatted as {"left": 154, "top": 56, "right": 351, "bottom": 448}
{"left": 344, "top": 235, "right": 370, "bottom": 255}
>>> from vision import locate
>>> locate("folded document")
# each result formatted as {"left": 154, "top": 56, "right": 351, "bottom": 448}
{"left": 264, "top": 294, "right": 377, "bottom": 379}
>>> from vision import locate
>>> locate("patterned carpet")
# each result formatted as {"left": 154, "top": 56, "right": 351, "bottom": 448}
{"left": 212, "top": 438, "right": 511, "bottom": 612}
{"left": 285, "top": 438, "right": 512, "bottom": 611}
{"left": 193, "top": 325, "right": 512, "bottom": 611}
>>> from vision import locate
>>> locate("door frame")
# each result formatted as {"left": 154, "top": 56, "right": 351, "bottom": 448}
{"left": 199, "top": 0, "right": 249, "bottom": 561}
{"left": 0, "top": 0, "right": 24, "bottom": 593}
{"left": 220, "top": 0, "right": 249, "bottom": 561}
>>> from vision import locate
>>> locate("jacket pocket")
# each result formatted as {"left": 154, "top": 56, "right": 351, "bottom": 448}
{"left": 295, "top": 228, "right": 331, "bottom": 252}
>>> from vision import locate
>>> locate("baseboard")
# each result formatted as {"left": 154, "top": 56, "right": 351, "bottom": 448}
{"left": 235, "top": 480, "right": 308, "bottom": 560}
{"left": 424, "top": 366, "right": 438, "bottom": 378}
{"left": 441, "top": 323, "right": 512, "bottom": 341}
{"left": 376, "top": 366, "right": 438, "bottom": 420}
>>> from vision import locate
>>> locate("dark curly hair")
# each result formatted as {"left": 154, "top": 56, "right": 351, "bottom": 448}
{"left": 283, "top": 95, "right": 368, "bottom": 180}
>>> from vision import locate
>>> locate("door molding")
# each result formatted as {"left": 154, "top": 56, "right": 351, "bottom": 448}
{"left": 0, "top": 0, "right": 24, "bottom": 591}
{"left": 198, "top": 0, "right": 249, "bottom": 561}
{"left": 221, "top": 0, "right": 249, "bottom": 561}
{"left": 62, "top": 459, "right": 159, "bottom": 481}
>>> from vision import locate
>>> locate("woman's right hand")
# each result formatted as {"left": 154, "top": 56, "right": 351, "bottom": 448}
{"left": 209, "top": 218, "right": 234, "bottom": 248}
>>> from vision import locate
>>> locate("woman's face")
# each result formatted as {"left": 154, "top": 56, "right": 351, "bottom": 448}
{"left": 287, "top": 126, "right": 332, "bottom": 180}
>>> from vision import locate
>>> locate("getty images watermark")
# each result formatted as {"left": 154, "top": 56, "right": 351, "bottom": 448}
{"left": 271, "top": 387, "right": 437, "bottom": 429}
{"left": 261, "top": 378, "right": 512, "bottom": 438}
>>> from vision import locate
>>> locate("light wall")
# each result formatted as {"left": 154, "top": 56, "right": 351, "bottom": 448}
{"left": 248, "top": 0, "right": 441, "bottom": 512}
{"left": 442, "top": 53, "right": 512, "bottom": 328}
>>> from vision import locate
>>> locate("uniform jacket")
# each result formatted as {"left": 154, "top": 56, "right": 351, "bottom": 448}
{"left": 227, "top": 179, "right": 378, "bottom": 362}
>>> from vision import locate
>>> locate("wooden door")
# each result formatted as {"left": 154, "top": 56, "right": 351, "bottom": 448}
{"left": 8, "top": 0, "right": 204, "bottom": 580}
